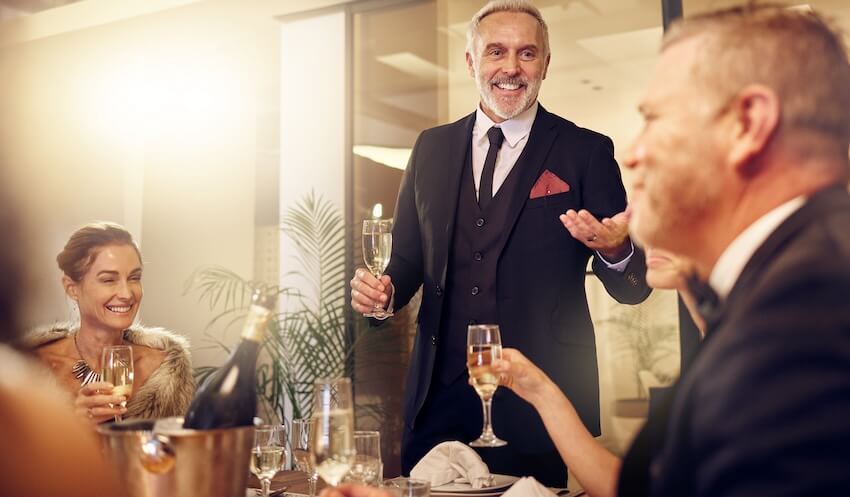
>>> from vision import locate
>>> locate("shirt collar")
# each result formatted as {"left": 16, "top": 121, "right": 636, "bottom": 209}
{"left": 473, "top": 101, "right": 538, "bottom": 148}
{"left": 709, "top": 195, "right": 806, "bottom": 299}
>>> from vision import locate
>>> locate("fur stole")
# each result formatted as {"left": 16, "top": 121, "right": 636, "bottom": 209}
{"left": 22, "top": 323, "right": 196, "bottom": 420}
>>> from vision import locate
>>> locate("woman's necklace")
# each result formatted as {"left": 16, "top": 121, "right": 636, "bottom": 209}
{"left": 71, "top": 332, "right": 101, "bottom": 386}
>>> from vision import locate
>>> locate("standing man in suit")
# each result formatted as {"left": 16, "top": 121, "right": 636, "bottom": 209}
{"left": 350, "top": 0, "right": 650, "bottom": 486}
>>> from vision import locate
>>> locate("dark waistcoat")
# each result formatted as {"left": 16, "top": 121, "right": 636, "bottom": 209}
{"left": 435, "top": 147, "right": 523, "bottom": 384}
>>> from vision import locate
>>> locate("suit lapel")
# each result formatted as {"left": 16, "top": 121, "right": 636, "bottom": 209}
{"left": 713, "top": 186, "right": 849, "bottom": 332}
{"left": 495, "top": 105, "right": 558, "bottom": 255}
{"left": 433, "top": 112, "right": 476, "bottom": 287}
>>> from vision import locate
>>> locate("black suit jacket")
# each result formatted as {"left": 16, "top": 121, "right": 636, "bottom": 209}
{"left": 387, "top": 106, "right": 650, "bottom": 450}
{"left": 621, "top": 186, "right": 850, "bottom": 496}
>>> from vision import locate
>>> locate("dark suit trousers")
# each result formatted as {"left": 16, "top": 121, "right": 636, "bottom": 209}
{"left": 401, "top": 373, "right": 568, "bottom": 488}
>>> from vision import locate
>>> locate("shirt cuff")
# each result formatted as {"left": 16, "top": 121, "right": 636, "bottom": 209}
{"left": 596, "top": 241, "right": 634, "bottom": 273}
{"left": 373, "top": 283, "right": 395, "bottom": 321}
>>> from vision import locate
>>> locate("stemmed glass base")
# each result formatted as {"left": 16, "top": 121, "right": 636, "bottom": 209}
{"left": 469, "top": 429, "right": 507, "bottom": 447}
{"left": 469, "top": 397, "right": 507, "bottom": 447}
{"left": 364, "top": 307, "right": 394, "bottom": 319}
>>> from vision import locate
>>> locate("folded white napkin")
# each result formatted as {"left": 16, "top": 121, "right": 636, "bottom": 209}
{"left": 502, "top": 477, "right": 558, "bottom": 497}
{"left": 409, "top": 441, "right": 491, "bottom": 489}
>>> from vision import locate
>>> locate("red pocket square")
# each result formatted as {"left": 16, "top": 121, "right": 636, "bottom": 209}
{"left": 530, "top": 169, "right": 570, "bottom": 199}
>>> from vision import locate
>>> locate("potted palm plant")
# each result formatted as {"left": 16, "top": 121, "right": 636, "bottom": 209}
{"left": 188, "top": 192, "right": 357, "bottom": 421}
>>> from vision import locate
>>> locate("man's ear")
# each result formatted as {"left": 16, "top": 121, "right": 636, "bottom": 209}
{"left": 466, "top": 51, "right": 476, "bottom": 78}
{"left": 726, "top": 84, "right": 780, "bottom": 174}
{"left": 542, "top": 53, "right": 551, "bottom": 80}
{"left": 62, "top": 275, "right": 78, "bottom": 301}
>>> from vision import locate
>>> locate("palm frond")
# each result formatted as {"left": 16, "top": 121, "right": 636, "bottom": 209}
{"left": 187, "top": 190, "right": 351, "bottom": 424}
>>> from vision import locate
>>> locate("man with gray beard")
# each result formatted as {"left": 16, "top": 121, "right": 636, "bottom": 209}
{"left": 350, "top": 0, "right": 650, "bottom": 485}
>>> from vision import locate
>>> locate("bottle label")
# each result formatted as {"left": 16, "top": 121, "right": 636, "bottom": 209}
{"left": 240, "top": 304, "right": 273, "bottom": 343}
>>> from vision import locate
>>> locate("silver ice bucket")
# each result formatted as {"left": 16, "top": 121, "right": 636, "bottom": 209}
{"left": 97, "top": 417, "right": 254, "bottom": 497}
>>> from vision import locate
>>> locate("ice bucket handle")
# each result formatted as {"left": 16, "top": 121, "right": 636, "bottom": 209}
{"left": 139, "top": 432, "right": 176, "bottom": 474}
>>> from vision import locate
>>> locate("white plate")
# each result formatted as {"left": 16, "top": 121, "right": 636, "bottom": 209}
{"left": 431, "top": 490, "right": 506, "bottom": 497}
{"left": 431, "top": 474, "right": 519, "bottom": 494}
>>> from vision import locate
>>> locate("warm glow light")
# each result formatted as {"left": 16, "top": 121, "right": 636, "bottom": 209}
{"left": 86, "top": 51, "right": 245, "bottom": 147}
{"left": 372, "top": 203, "right": 383, "bottom": 219}
{"left": 353, "top": 145, "right": 411, "bottom": 171}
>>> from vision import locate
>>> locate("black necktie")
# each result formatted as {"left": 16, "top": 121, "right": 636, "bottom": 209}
{"left": 479, "top": 126, "right": 505, "bottom": 210}
{"left": 686, "top": 273, "right": 722, "bottom": 331}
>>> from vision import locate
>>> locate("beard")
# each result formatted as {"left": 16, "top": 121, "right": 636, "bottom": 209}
{"left": 475, "top": 71, "right": 542, "bottom": 121}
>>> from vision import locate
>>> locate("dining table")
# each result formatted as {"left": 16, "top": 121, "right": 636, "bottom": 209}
{"left": 248, "top": 470, "right": 584, "bottom": 497}
{"left": 248, "top": 470, "right": 325, "bottom": 496}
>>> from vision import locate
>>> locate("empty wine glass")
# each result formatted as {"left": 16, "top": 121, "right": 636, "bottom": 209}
{"left": 310, "top": 377, "right": 355, "bottom": 486}
{"left": 362, "top": 219, "right": 393, "bottom": 318}
{"left": 251, "top": 424, "right": 287, "bottom": 497}
{"left": 346, "top": 430, "right": 381, "bottom": 485}
{"left": 101, "top": 345, "right": 134, "bottom": 422}
{"left": 291, "top": 417, "right": 319, "bottom": 497}
{"left": 467, "top": 324, "right": 507, "bottom": 447}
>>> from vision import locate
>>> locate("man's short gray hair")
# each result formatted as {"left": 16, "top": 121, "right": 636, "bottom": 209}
{"left": 466, "top": 0, "right": 550, "bottom": 58}
{"left": 663, "top": 4, "right": 850, "bottom": 145}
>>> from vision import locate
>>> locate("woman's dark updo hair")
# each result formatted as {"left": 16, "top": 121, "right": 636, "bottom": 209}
{"left": 57, "top": 222, "right": 142, "bottom": 282}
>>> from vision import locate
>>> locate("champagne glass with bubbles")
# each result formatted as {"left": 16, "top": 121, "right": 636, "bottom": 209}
{"left": 467, "top": 325, "right": 507, "bottom": 447}
{"left": 101, "top": 345, "right": 133, "bottom": 422}
{"left": 291, "top": 418, "right": 319, "bottom": 497}
{"left": 251, "top": 424, "right": 287, "bottom": 497}
{"left": 310, "top": 377, "right": 356, "bottom": 487}
{"left": 362, "top": 219, "right": 393, "bottom": 318}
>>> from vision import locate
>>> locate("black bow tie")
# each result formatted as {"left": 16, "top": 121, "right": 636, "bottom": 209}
{"left": 686, "top": 274, "right": 722, "bottom": 330}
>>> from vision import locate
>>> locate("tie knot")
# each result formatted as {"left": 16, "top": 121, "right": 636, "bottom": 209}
{"left": 487, "top": 126, "right": 505, "bottom": 148}
{"left": 686, "top": 273, "right": 721, "bottom": 325}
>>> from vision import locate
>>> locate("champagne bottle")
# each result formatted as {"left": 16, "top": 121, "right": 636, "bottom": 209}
{"left": 183, "top": 289, "right": 276, "bottom": 429}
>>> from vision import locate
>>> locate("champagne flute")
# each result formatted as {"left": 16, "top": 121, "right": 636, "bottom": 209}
{"left": 467, "top": 324, "right": 507, "bottom": 447}
{"left": 346, "top": 430, "right": 381, "bottom": 485}
{"left": 101, "top": 345, "right": 134, "bottom": 422}
{"left": 362, "top": 219, "right": 393, "bottom": 318}
{"left": 310, "top": 377, "right": 355, "bottom": 487}
{"left": 291, "top": 418, "right": 319, "bottom": 497}
{"left": 251, "top": 424, "right": 287, "bottom": 497}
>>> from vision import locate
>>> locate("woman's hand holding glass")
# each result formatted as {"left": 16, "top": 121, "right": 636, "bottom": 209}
{"left": 101, "top": 345, "right": 134, "bottom": 422}
{"left": 467, "top": 324, "right": 507, "bottom": 447}
{"left": 490, "top": 348, "right": 557, "bottom": 407}
{"left": 73, "top": 381, "right": 128, "bottom": 424}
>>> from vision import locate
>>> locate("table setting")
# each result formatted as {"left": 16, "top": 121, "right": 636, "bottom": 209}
{"left": 99, "top": 342, "right": 585, "bottom": 497}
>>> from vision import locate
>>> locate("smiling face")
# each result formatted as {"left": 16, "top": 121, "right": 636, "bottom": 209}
{"left": 467, "top": 11, "right": 550, "bottom": 123}
{"left": 64, "top": 244, "right": 143, "bottom": 333}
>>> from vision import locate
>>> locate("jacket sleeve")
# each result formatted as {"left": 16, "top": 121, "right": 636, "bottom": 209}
{"left": 384, "top": 133, "right": 426, "bottom": 312}
{"left": 583, "top": 135, "right": 651, "bottom": 304}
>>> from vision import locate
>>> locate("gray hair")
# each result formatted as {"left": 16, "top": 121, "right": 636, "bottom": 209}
{"left": 466, "top": 0, "right": 549, "bottom": 59}
{"left": 663, "top": 4, "right": 850, "bottom": 145}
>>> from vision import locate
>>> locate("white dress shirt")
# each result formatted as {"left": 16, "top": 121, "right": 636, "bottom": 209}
{"left": 709, "top": 196, "right": 806, "bottom": 299}
{"left": 472, "top": 102, "right": 538, "bottom": 199}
